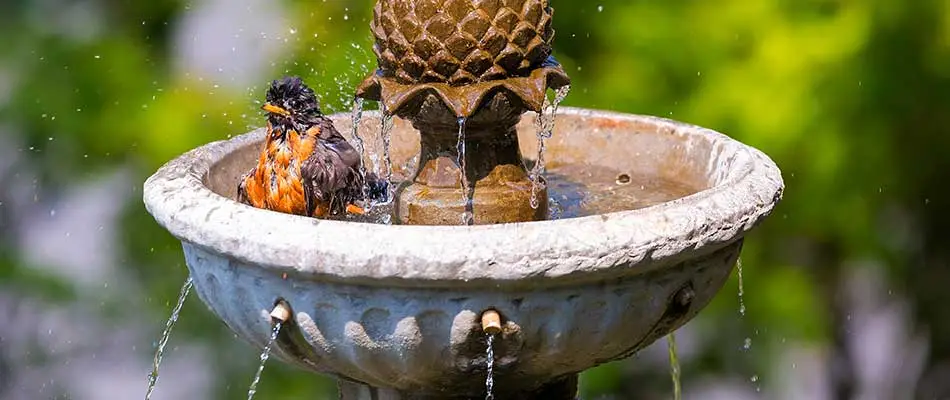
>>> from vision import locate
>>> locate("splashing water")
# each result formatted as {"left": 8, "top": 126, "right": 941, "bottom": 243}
{"left": 145, "top": 276, "right": 194, "bottom": 400}
{"left": 246, "top": 321, "right": 283, "bottom": 400}
{"left": 530, "top": 85, "right": 571, "bottom": 209}
{"left": 456, "top": 117, "right": 474, "bottom": 225}
{"left": 667, "top": 333, "right": 682, "bottom": 400}
{"left": 485, "top": 333, "right": 496, "bottom": 400}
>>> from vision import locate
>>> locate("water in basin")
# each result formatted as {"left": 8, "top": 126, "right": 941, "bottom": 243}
{"left": 544, "top": 164, "right": 697, "bottom": 220}
{"left": 202, "top": 133, "right": 702, "bottom": 224}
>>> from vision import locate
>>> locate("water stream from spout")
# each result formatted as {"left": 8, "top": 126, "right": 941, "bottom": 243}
{"left": 350, "top": 97, "right": 371, "bottom": 205}
{"left": 667, "top": 333, "right": 682, "bottom": 400}
{"left": 738, "top": 258, "right": 751, "bottom": 354}
{"left": 736, "top": 258, "right": 758, "bottom": 388}
{"left": 144, "top": 276, "right": 194, "bottom": 400}
{"left": 530, "top": 85, "right": 571, "bottom": 209}
{"left": 246, "top": 321, "right": 283, "bottom": 400}
{"left": 380, "top": 106, "right": 395, "bottom": 204}
{"left": 737, "top": 258, "right": 746, "bottom": 317}
{"left": 485, "top": 333, "right": 496, "bottom": 400}
{"left": 456, "top": 117, "right": 474, "bottom": 225}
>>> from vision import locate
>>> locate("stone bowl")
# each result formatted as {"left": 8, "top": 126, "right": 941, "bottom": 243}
{"left": 142, "top": 107, "right": 783, "bottom": 398}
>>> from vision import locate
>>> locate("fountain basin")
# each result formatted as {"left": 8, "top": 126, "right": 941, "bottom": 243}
{"left": 143, "top": 107, "right": 783, "bottom": 397}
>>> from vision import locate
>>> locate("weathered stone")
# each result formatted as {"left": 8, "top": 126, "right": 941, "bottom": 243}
{"left": 143, "top": 108, "right": 783, "bottom": 398}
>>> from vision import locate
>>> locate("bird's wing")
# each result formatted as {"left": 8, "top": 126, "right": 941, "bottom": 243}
{"left": 300, "top": 120, "right": 364, "bottom": 215}
{"left": 312, "top": 118, "right": 362, "bottom": 171}
{"left": 236, "top": 168, "right": 255, "bottom": 205}
{"left": 300, "top": 148, "right": 331, "bottom": 216}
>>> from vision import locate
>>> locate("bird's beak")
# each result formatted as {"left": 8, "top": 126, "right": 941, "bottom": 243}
{"left": 262, "top": 103, "right": 290, "bottom": 116}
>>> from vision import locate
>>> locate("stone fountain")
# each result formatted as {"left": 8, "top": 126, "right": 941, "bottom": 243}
{"left": 143, "top": 0, "right": 784, "bottom": 398}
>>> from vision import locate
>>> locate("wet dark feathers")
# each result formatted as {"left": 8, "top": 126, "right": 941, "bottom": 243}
{"left": 265, "top": 76, "right": 323, "bottom": 132}
{"left": 301, "top": 118, "right": 365, "bottom": 216}
{"left": 240, "top": 75, "right": 389, "bottom": 217}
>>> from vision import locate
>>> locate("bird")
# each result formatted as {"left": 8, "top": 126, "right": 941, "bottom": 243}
{"left": 237, "top": 76, "right": 387, "bottom": 218}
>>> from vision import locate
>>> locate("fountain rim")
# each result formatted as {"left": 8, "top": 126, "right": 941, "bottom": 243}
{"left": 143, "top": 107, "right": 783, "bottom": 288}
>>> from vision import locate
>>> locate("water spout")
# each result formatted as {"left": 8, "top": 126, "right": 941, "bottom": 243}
{"left": 270, "top": 300, "right": 291, "bottom": 324}
{"left": 480, "top": 309, "right": 502, "bottom": 335}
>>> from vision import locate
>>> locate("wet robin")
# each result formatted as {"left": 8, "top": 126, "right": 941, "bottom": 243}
{"left": 237, "top": 76, "right": 386, "bottom": 218}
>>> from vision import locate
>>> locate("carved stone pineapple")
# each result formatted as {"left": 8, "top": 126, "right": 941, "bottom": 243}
{"left": 371, "top": 0, "right": 555, "bottom": 85}
{"left": 355, "top": 0, "right": 570, "bottom": 226}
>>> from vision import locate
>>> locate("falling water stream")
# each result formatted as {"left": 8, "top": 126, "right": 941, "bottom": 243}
{"left": 737, "top": 258, "right": 746, "bottom": 318}
{"left": 456, "top": 117, "right": 474, "bottom": 225}
{"left": 736, "top": 258, "right": 759, "bottom": 390}
{"left": 350, "top": 97, "right": 371, "bottom": 204}
{"left": 667, "top": 333, "right": 682, "bottom": 400}
{"left": 738, "top": 258, "right": 751, "bottom": 351}
{"left": 144, "top": 276, "right": 194, "bottom": 400}
{"left": 379, "top": 107, "right": 395, "bottom": 203}
{"left": 246, "top": 321, "right": 283, "bottom": 400}
{"left": 530, "top": 85, "right": 571, "bottom": 209}
{"left": 484, "top": 333, "right": 496, "bottom": 400}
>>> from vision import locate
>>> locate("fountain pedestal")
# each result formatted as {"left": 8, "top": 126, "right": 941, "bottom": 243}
{"left": 393, "top": 90, "right": 544, "bottom": 225}
{"left": 338, "top": 374, "right": 578, "bottom": 400}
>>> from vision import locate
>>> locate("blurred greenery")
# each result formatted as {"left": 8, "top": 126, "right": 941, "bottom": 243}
{"left": 1, "top": 0, "right": 948, "bottom": 399}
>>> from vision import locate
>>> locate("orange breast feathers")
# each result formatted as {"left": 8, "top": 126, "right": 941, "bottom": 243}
{"left": 238, "top": 124, "right": 318, "bottom": 216}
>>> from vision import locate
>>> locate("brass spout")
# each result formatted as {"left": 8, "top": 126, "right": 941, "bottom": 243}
{"left": 480, "top": 309, "right": 502, "bottom": 335}
{"left": 270, "top": 300, "right": 292, "bottom": 324}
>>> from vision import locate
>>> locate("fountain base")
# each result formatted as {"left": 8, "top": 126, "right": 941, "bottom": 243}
{"left": 338, "top": 374, "right": 578, "bottom": 400}
{"left": 397, "top": 159, "right": 544, "bottom": 225}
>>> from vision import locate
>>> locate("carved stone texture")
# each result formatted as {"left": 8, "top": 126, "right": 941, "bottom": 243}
{"left": 358, "top": 0, "right": 570, "bottom": 226}
{"left": 143, "top": 108, "right": 785, "bottom": 398}
{"left": 371, "top": 0, "right": 555, "bottom": 85}
{"left": 393, "top": 88, "right": 542, "bottom": 225}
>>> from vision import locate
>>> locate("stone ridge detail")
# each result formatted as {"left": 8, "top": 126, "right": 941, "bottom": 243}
{"left": 181, "top": 241, "right": 739, "bottom": 396}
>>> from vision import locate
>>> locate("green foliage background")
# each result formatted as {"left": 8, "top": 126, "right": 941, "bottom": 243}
{"left": 1, "top": 0, "right": 949, "bottom": 398}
